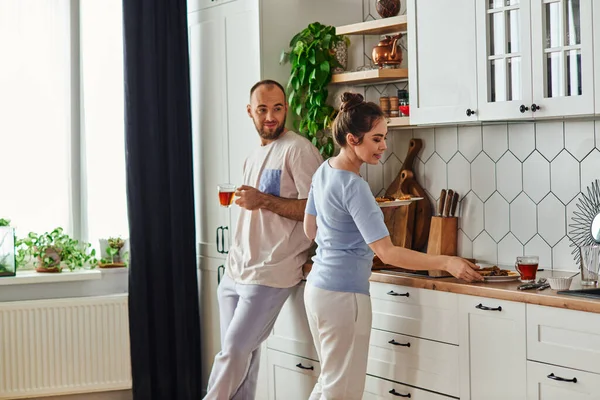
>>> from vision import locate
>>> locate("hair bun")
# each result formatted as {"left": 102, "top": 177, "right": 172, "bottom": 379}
{"left": 340, "top": 92, "right": 365, "bottom": 112}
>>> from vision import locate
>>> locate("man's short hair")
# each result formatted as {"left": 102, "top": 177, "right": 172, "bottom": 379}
{"left": 249, "top": 80, "right": 286, "bottom": 100}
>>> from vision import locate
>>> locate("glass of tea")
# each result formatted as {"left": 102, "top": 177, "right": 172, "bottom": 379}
{"left": 515, "top": 255, "right": 539, "bottom": 283}
{"left": 217, "top": 184, "right": 236, "bottom": 208}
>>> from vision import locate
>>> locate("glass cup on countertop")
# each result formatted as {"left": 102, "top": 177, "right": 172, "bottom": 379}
{"left": 580, "top": 244, "right": 599, "bottom": 286}
{"left": 217, "top": 183, "right": 236, "bottom": 208}
{"left": 515, "top": 255, "right": 539, "bottom": 283}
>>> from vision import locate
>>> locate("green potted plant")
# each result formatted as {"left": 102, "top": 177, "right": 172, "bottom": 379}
{"left": 280, "top": 22, "right": 349, "bottom": 158}
{"left": 99, "top": 236, "right": 129, "bottom": 268}
{"left": 0, "top": 218, "right": 16, "bottom": 277}
{"left": 16, "top": 228, "right": 97, "bottom": 273}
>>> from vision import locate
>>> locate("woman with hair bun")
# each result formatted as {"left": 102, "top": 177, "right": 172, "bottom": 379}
{"left": 303, "top": 92, "right": 482, "bottom": 399}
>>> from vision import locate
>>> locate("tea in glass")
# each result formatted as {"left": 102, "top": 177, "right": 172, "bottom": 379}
{"left": 217, "top": 184, "right": 236, "bottom": 208}
{"left": 515, "top": 256, "right": 539, "bottom": 283}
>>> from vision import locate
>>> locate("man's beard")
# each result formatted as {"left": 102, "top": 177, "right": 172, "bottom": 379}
{"left": 256, "top": 117, "right": 286, "bottom": 140}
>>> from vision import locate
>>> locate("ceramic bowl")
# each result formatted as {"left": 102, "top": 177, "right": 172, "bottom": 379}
{"left": 547, "top": 276, "right": 573, "bottom": 291}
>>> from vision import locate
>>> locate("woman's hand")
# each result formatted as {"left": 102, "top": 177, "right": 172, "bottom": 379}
{"left": 444, "top": 257, "right": 484, "bottom": 282}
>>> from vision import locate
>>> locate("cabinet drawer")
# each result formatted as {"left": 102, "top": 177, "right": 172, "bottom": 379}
{"left": 267, "top": 283, "right": 318, "bottom": 361}
{"left": 367, "top": 329, "right": 459, "bottom": 397}
{"left": 267, "top": 349, "right": 320, "bottom": 400}
{"left": 527, "top": 361, "right": 600, "bottom": 400}
{"left": 370, "top": 282, "right": 459, "bottom": 344}
{"left": 363, "top": 375, "right": 453, "bottom": 400}
{"left": 527, "top": 304, "right": 600, "bottom": 375}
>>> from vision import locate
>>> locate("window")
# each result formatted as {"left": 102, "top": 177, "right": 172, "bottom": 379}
{"left": 0, "top": 0, "right": 128, "bottom": 253}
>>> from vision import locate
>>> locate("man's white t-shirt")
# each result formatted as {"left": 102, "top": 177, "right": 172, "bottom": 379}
{"left": 226, "top": 130, "right": 323, "bottom": 288}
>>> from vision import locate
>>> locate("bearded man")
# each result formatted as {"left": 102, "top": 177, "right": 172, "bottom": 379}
{"left": 204, "top": 80, "right": 323, "bottom": 400}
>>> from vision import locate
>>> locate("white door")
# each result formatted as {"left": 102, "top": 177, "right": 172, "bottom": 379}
{"left": 407, "top": 0, "right": 479, "bottom": 124}
{"left": 189, "top": 8, "right": 231, "bottom": 258}
{"left": 267, "top": 349, "right": 320, "bottom": 400}
{"left": 476, "top": 0, "right": 534, "bottom": 120}
{"left": 224, "top": 0, "right": 261, "bottom": 238}
{"left": 187, "top": 0, "right": 217, "bottom": 12}
{"left": 197, "top": 255, "right": 225, "bottom": 391}
{"left": 458, "top": 295, "right": 527, "bottom": 400}
{"left": 530, "top": 0, "right": 594, "bottom": 117}
{"left": 527, "top": 361, "right": 600, "bottom": 400}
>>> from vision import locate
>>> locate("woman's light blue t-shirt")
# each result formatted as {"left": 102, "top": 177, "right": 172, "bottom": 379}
{"left": 305, "top": 161, "right": 390, "bottom": 295}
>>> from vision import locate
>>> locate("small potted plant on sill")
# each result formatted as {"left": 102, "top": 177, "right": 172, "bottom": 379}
{"left": 98, "top": 236, "right": 129, "bottom": 268}
{"left": 16, "top": 228, "right": 97, "bottom": 273}
{"left": 0, "top": 218, "right": 16, "bottom": 277}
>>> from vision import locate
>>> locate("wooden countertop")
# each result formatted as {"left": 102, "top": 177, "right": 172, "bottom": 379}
{"left": 302, "top": 264, "right": 600, "bottom": 314}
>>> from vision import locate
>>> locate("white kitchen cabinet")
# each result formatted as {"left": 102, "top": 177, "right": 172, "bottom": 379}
{"left": 362, "top": 375, "right": 453, "bottom": 400}
{"left": 475, "top": 0, "right": 533, "bottom": 120}
{"left": 458, "top": 295, "right": 527, "bottom": 400}
{"left": 527, "top": 304, "right": 600, "bottom": 376}
{"left": 197, "top": 256, "right": 224, "bottom": 391}
{"left": 187, "top": 0, "right": 238, "bottom": 13}
{"left": 527, "top": 361, "right": 600, "bottom": 400}
{"left": 267, "top": 282, "right": 318, "bottom": 361}
{"left": 476, "top": 0, "right": 594, "bottom": 120}
{"left": 370, "top": 282, "right": 459, "bottom": 344}
{"left": 189, "top": 6, "right": 232, "bottom": 259}
{"left": 367, "top": 328, "right": 460, "bottom": 397}
{"left": 530, "top": 0, "right": 594, "bottom": 117}
{"left": 267, "top": 349, "right": 320, "bottom": 400}
{"left": 407, "top": 0, "right": 478, "bottom": 125}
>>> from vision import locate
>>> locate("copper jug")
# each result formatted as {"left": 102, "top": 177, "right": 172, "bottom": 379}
{"left": 372, "top": 34, "right": 402, "bottom": 68}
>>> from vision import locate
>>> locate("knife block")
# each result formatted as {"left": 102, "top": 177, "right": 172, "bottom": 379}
{"left": 427, "top": 216, "right": 458, "bottom": 277}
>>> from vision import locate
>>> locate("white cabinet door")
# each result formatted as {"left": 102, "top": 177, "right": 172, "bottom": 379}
{"left": 198, "top": 256, "right": 224, "bottom": 391}
{"left": 407, "top": 0, "right": 478, "bottom": 124}
{"left": 476, "top": 0, "right": 533, "bottom": 120}
{"left": 458, "top": 295, "right": 527, "bottom": 400}
{"left": 267, "top": 349, "right": 320, "bottom": 400}
{"left": 363, "top": 375, "right": 453, "bottom": 400}
{"left": 268, "top": 282, "right": 318, "bottom": 361}
{"left": 527, "top": 361, "right": 600, "bottom": 400}
{"left": 189, "top": 8, "right": 231, "bottom": 258}
{"left": 530, "top": 0, "right": 594, "bottom": 117}
{"left": 225, "top": 1, "right": 261, "bottom": 239}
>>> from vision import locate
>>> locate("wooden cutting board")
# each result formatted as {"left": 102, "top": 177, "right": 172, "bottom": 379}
{"left": 385, "top": 139, "right": 432, "bottom": 250}
{"left": 382, "top": 170, "right": 416, "bottom": 249}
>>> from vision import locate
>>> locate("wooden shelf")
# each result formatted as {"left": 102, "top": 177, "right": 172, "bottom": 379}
{"left": 387, "top": 117, "right": 410, "bottom": 127}
{"left": 330, "top": 68, "right": 408, "bottom": 86}
{"left": 336, "top": 15, "right": 407, "bottom": 36}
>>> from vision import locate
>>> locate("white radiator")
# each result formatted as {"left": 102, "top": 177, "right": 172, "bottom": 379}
{"left": 0, "top": 294, "right": 131, "bottom": 399}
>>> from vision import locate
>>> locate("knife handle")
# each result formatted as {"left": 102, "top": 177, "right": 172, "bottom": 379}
{"left": 450, "top": 192, "right": 459, "bottom": 217}
{"left": 438, "top": 189, "right": 447, "bottom": 216}
{"left": 444, "top": 189, "right": 454, "bottom": 218}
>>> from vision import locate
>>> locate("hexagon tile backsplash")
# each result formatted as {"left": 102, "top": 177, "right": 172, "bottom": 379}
{"left": 364, "top": 121, "right": 600, "bottom": 271}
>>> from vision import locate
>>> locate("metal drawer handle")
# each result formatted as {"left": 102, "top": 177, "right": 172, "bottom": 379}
{"left": 387, "top": 290, "right": 409, "bottom": 297}
{"left": 389, "top": 389, "right": 411, "bottom": 397}
{"left": 296, "top": 363, "right": 314, "bottom": 371}
{"left": 547, "top": 373, "right": 577, "bottom": 383}
{"left": 388, "top": 339, "right": 410, "bottom": 347}
{"left": 476, "top": 303, "right": 502, "bottom": 312}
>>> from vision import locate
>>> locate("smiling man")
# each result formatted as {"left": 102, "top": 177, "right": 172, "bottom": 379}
{"left": 204, "top": 80, "right": 323, "bottom": 400}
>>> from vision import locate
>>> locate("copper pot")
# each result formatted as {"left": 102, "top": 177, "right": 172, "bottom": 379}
{"left": 372, "top": 34, "right": 403, "bottom": 68}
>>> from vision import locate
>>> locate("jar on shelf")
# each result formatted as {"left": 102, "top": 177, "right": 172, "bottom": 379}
{"left": 389, "top": 96, "right": 399, "bottom": 117}
{"left": 379, "top": 96, "right": 390, "bottom": 117}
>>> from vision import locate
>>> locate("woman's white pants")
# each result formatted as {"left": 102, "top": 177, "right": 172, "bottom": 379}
{"left": 304, "top": 283, "right": 372, "bottom": 400}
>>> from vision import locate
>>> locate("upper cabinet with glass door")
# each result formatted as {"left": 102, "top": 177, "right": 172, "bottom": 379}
{"left": 530, "top": 0, "right": 594, "bottom": 117}
{"left": 476, "top": 0, "right": 533, "bottom": 120}
{"left": 476, "top": 0, "right": 594, "bottom": 120}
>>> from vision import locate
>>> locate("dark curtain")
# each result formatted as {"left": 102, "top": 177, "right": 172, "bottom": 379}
{"left": 122, "top": 1, "right": 202, "bottom": 399}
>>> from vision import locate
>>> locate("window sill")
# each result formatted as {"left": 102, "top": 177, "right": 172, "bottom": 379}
{"left": 0, "top": 269, "right": 103, "bottom": 286}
